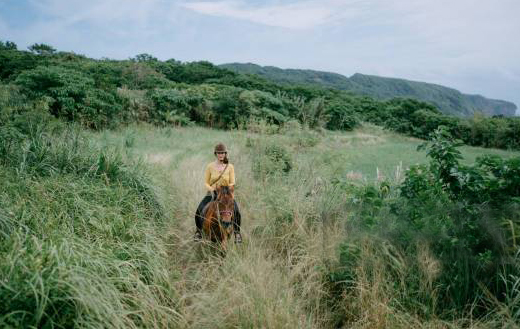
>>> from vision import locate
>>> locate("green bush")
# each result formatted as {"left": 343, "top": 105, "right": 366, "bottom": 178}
{"left": 121, "top": 61, "right": 173, "bottom": 89}
{"left": 329, "top": 128, "right": 520, "bottom": 320}
{"left": 246, "top": 118, "right": 280, "bottom": 135}
{"left": 398, "top": 128, "right": 520, "bottom": 311}
{"left": 2, "top": 44, "right": 520, "bottom": 150}
{"left": 0, "top": 47, "right": 40, "bottom": 81}
{"left": 156, "top": 60, "right": 235, "bottom": 84}
{"left": 324, "top": 101, "right": 359, "bottom": 131}
{"left": 146, "top": 88, "right": 199, "bottom": 126}
{"left": 238, "top": 90, "right": 288, "bottom": 124}
{"left": 15, "top": 66, "right": 123, "bottom": 128}
{"left": 251, "top": 140, "right": 293, "bottom": 179}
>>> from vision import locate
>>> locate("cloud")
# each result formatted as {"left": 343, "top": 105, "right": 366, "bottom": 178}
{"left": 17, "top": 0, "right": 170, "bottom": 43}
{"left": 180, "top": 0, "right": 368, "bottom": 29}
{"left": 1, "top": 0, "right": 519, "bottom": 108}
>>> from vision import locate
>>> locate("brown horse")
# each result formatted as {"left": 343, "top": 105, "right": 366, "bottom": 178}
{"left": 202, "top": 185, "right": 235, "bottom": 249}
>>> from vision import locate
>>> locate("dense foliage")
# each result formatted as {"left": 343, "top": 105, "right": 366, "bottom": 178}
{"left": 1, "top": 40, "right": 519, "bottom": 151}
{"left": 221, "top": 63, "right": 517, "bottom": 117}
{"left": 330, "top": 127, "right": 520, "bottom": 320}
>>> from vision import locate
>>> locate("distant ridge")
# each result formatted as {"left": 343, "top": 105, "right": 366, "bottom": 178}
{"left": 220, "top": 63, "right": 517, "bottom": 117}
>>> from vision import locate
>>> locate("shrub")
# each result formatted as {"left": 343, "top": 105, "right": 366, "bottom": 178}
{"left": 246, "top": 118, "right": 280, "bottom": 135}
{"left": 121, "top": 61, "right": 173, "bottom": 89}
{"left": 211, "top": 87, "right": 242, "bottom": 128}
{"left": 398, "top": 128, "right": 520, "bottom": 311}
{"left": 146, "top": 88, "right": 198, "bottom": 126}
{"left": 15, "top": 66, "right": 123, "bottom": 128}
{"left": 325, "top": 102, "right": 359, "bottom": 131}
{"left": 280, "top": 120, "right": 321, "bottom": 148}
{"left": 238, "top": 90, "right": 288, "bottom": 124}
{"left": 329, "top": 127, "right": 520, "bottom": 321}
{"left": 251, "top": 140, "right": 293, "bottom": 179}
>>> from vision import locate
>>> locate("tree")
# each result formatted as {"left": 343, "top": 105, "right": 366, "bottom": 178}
{"left": 15, "top": 66, "right": 122, "bottom": 128}
{"left": 0, "top": 40, "right": 17, "bottom": 50}
{"left": 132, "top": 53, "right": 157, "bottom": 62}
{"left": 28, "top": 43, "right": 56, "bottom": 55}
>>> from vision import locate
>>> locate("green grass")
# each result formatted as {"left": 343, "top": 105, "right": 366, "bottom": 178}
{"left": 0, "top": 130, "right": 180, "bottom": 328}
{"left": 92, "top": 123, "right": 519, "bottom": 183}
{"left": 314, "top": 124, "right": 519, "bottom": 181}
{"left": 2, "top": 122, "right": 519, "bottom": 328}
{"left": 87, "top": 123, "right": 520, "bottom": 327}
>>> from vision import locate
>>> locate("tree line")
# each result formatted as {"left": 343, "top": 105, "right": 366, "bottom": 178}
{"left": 1, "top": 40, "right": 519, "bottom": 149}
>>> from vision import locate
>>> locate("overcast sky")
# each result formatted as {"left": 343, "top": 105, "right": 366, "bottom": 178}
{"left": 1, "top": 0, "right": 519, "bottom": 112}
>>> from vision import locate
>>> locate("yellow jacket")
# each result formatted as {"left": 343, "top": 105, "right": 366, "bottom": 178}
{"left": 204, "top": 162, "right": 235, "bottom": 192}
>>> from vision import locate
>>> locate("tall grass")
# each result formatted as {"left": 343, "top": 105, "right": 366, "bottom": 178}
{"left": 2, "top": 120, "right": 519, "bottom": 327}
{"left": 85, "top": 123, "right": 518, "bottom": 328}
{"left": 0, "top": 124, "right": 178, "bottom": 327}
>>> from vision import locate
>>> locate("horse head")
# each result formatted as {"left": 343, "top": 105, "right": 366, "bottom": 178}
{"left": 215, "top": 185, "right": 234, "bottom": 224}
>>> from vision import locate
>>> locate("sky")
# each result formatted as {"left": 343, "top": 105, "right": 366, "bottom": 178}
{"left": 1, "top": 0, "right": 519, "bottom": 113}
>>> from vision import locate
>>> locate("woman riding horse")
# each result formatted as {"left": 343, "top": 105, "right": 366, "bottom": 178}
{"left": 194, "top": 143, "right": 242, "bottom": 243}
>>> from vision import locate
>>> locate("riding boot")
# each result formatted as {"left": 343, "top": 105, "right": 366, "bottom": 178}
{"left": 233, "top": 200, "right": 241, "bottom": 233}
{"left": 193, "top": 230, "right": 202, "bottom": 241}
{"left": 233, "top": 200, "right": 242, "bottom": 243}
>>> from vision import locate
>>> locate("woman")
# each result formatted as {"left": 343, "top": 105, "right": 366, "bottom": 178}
{"left": 194, "top": 143, "right": 242, "bottom": 243}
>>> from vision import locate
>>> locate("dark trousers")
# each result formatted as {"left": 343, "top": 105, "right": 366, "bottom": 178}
{"left": 195, "top": 193, "right": 241, "bottom": 232}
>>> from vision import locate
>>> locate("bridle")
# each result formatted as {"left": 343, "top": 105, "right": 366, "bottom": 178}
{"left": 215, "top": 195, "right": 234, "bottom": 229}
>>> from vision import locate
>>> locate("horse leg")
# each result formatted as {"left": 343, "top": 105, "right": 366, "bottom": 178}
{"left": 202, "top": 218, "right": 213, "bottom": 241}
{"left": 221, "top": 235, "right": 227, "bottom": 252}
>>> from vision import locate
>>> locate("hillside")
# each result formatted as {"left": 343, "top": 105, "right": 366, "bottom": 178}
{"left": 220, "top": 63, "right": 518, "bottom": 117}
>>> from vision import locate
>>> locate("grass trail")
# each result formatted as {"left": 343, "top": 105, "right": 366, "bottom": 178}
{"left": 93, "top": 125, "right": 336, "bottom": 327}
{"left": 90, "top": 124, "right": 520, "bottom": 328}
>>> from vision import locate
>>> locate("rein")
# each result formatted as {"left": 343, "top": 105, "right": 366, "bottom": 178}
{"left": 215, "top": 194, "right": 234, "bottom": 229}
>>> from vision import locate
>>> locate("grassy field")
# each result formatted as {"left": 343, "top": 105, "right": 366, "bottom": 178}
{"left": 94, "top": 123, "right": 519, "bottom": 182}
{"left": 2, "top": 122, "right": 518, "bottom": 328}
{"left": 86, "top": 123, "right": 519, "bottom": 328}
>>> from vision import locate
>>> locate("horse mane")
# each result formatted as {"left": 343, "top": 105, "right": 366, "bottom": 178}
{"left": 216, "top": 186, "right": 234, "bottom": 199}
{"left": 220, "top": 186, "right": 231, "bottom": 196}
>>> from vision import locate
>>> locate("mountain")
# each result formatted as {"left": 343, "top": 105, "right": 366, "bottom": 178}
{"left": 220, "top": 63, "right": 517, "bottom": 117}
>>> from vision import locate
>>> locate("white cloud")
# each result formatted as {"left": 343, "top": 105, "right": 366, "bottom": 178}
{"left": 1, "top": 0, "right": 519, "bottom": 108}
{"left": 180, "top": 0, "right": 368, "bottom": 29}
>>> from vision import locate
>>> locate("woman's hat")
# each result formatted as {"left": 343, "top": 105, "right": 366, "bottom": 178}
{"left": 214, "top": 143, "right": 227, "bottom": 153}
